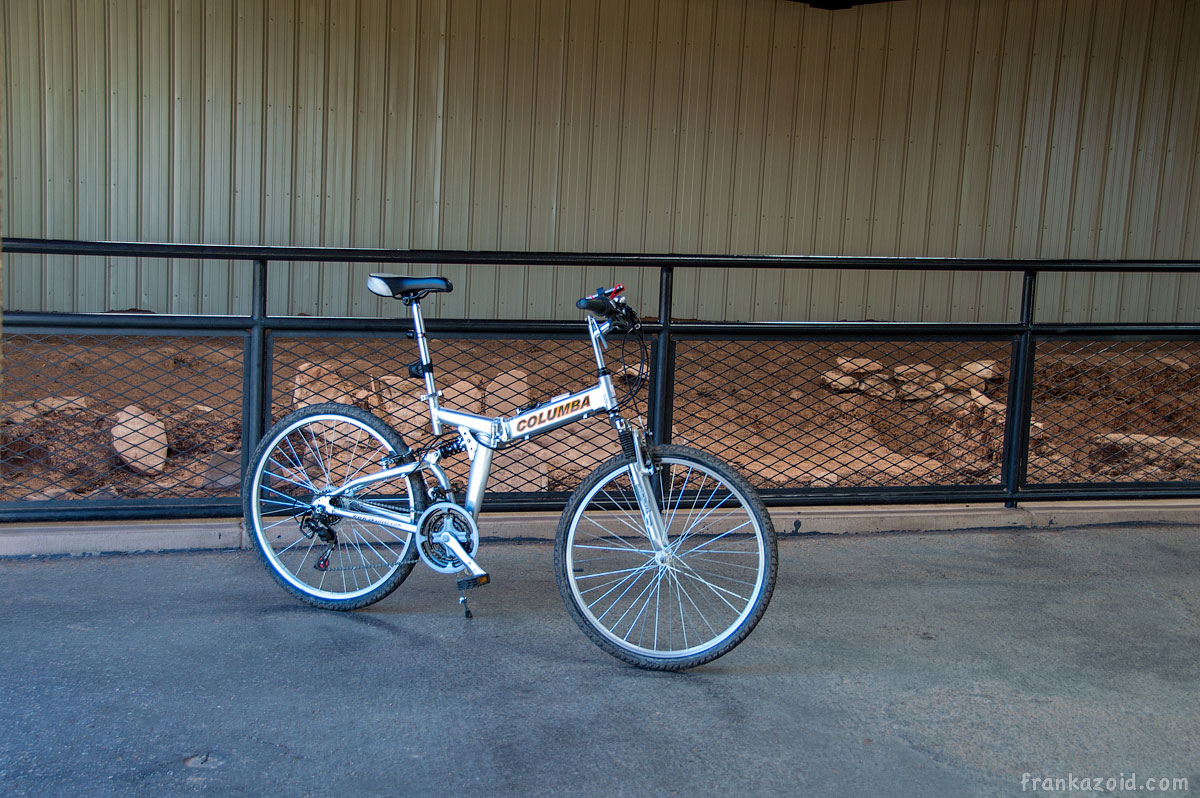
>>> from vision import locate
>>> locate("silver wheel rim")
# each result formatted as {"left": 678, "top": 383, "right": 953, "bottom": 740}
{"left": 249, "top": 413, "right": 416, "bottom": 601}
{"left": 565, "top": 455, "right": 768, "bottom": 661}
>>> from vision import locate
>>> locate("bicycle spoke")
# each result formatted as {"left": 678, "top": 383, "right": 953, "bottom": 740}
{"left": 351, "top": 521, "right": 407, "bottom": 565}
{"left": 295, "top": 535, "right": 317, "bottom": 571}
{"left": 572, "top": 543, "right": 656, "bottom": 555}
{"left": 675, "top": 520, "right": 755, "bottom": 557}
{"left": 683, "top": 553, "right": 763, "bottom": 572}
{"left": 672, "top": 567, "right": 687, "bottom": 650}
{"left": 579, "top": 517, "right": 647, "bottom": 554}
{"left": 282, "top": 438, "right": 315, "bottom": 490}
{"left": 669, "top": 569, "right": 720, "bottom": 639}
{"left": 590, "top": 561, "right": 659, "bottom": 622}
{"left": 673, "top": 487, "right": 736, "bottom": 549}
{"left": 611, "top": 568, "right": 668, "bottom": 640}
{"left": 583, "top": 560, "right": 658, "bottom": 607}
{"left": 661, "top": 464, "right": 696, "bottom": 532}
{"left": 259, "top": 513, "right": 305, "bottom": 533}
{"left": 346, "top": 523, "right": 389, "bottom": 569}
{"left": 674, "top": 562, "right": 749, "bottom": 610}
{"left": 593, "top": 487, "right": 650, "bottom": 538}
{"left": 337, "top": 544, "right": 349, "bottom": 593}
{"left": 263, "top": 462, "right": 315, "bottom": 492}
{"left": 624, "top": 570, "right": 669, "bottom": 646}
{"left": 575, "top": 563, "right": 658, "bottom": 585}
{"left": 274, "top": 533, "right": 309, "bottom": 557}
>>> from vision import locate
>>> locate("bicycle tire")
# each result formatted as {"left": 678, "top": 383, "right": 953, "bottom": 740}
{"left": 243, "top": 403, "right": 426, "bottom": 610}
{"left": 555, "top": 444, "right": 777, "bottom": 670}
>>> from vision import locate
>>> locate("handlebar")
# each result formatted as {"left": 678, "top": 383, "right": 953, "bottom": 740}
{"left": 577, "top": 285, "right": 640, "bottom": 334}
{"left": 576, "top": 285, "right": 625, "bottom": 316}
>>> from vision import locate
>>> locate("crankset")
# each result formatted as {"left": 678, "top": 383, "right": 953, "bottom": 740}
{"left": 415, "top": 502, "right": 480, "bottom": 574}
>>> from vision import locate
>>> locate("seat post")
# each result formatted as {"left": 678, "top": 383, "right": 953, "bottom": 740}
{"left": 408, "top": 297, "right": 444, "bottom": 436}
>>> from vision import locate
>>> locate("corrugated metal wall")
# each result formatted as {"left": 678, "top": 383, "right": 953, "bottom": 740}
{"left": 3, "top": 0, "right": 1199, "bottom": 321}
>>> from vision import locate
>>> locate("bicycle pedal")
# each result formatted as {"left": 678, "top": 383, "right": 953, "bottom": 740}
{"left": 456, "top": 573, "right": 490, "bottom": 591}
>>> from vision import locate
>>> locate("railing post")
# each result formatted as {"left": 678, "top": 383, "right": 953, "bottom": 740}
{"left": 242, "top": 259, "right": 270, "bottom": 483}
{"left": 649, "top": 266, "right": 675, "bottom": 445}
{"left": 1002, "top": 269, "right": 1038, "bottom": 508}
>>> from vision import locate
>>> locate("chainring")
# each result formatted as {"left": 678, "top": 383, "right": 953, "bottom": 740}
{"left": 414, "top": 502, "right": 479, "bottom": 574}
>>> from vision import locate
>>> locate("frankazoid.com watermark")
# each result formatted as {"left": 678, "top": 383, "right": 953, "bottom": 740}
{"left": 1022, "top": 773, "right": 1190, "bottom": 793}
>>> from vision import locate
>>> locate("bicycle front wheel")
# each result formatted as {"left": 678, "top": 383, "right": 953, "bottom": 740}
{"left": 555, "top": 444, "right": 777, "bottom": 670}
{"left": 244, "top": 403, "right": 426, "bottom": 610}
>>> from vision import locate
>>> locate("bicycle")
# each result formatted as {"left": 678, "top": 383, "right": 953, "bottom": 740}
{"left": 243, "top": 275, "right": 778, "bottom": 670}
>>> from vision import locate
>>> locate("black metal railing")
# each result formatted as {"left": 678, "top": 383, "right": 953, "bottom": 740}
{"left": 2, "top": 237, "right": 1198, "bottom": 522}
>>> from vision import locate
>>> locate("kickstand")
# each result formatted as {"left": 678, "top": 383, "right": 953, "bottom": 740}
{"left": 458, "top": 594, "right": 473, "bottom": 620}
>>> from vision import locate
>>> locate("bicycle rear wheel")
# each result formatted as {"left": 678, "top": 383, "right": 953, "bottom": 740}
{"left": 555, "top": 444, "right": 777, "bottom": 670}
{"left": 244, "top": 403, "right": 426, "bottom": 610}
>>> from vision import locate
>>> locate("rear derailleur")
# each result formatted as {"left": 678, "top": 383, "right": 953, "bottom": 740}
{"left": 300, "top": 511, "right": 339, "bottom": 572}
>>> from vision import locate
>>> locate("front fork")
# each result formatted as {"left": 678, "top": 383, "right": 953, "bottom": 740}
{"left": 622, "top": 426, "right": 670, "bottom": 554}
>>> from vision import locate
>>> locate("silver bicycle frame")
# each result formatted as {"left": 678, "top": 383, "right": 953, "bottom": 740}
{"left": 313, "top": 299, "right": 668, "bottom": 551}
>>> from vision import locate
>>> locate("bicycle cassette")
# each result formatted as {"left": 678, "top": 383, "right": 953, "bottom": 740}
{"left": 414, "top": 502, "right": 480, "bottom": 574}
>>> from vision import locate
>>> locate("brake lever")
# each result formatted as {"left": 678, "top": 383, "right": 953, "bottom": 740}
{"left": 608, "top": 303, "right": 638, "bottom": 334}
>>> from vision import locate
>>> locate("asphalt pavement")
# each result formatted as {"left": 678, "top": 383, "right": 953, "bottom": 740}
{"left": 2, "top": 523, "right": 1198, "bottom": 797}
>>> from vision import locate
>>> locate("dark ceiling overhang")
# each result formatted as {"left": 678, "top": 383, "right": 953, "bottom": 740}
{"left": 789, "top": 0, "right": 897, "bottom": 9}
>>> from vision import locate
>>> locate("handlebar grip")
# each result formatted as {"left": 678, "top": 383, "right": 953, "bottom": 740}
{"left": 577, "top": 296, "right": 612, "bottom": 314}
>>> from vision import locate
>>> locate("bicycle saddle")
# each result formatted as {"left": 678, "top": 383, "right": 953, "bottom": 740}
{"left": 367, "top": 274, "right": 453, "bottom": 299}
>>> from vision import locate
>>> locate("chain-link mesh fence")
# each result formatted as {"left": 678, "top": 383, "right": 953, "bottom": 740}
{"left": 1, "top": 333, "right": 243, "bottom": 503}
{"left": 1027, "top": 339, "right": 1200, "bottom": 485}
{"left": 671, "top": 338, "right": 1014, "bottom": 490}
{"left": 3, "top": 324, "right": 1199, "bottom": 517}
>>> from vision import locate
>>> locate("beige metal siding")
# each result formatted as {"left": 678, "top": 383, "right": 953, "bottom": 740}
{"left": 3, "top": 0, "right": 1199, "bottom": 322}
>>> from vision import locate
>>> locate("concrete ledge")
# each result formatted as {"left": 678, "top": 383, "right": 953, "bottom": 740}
{"left": 478, "top": 512, "right": 561, "bottom": 540}
{"left": 1023, "top": 499, "right": 1200, "bottom": 529}
{"left": 2, "top": 499, "right": 1199, "bottom": 557}
{"left": 776, "top": 499, "right": 1200, "bottom": 536}
{"left": 774, "top": 504, "right": 1028, "bottom": 536}
{"left": 0, "top": 518, "right": 245, "bottom": 558}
